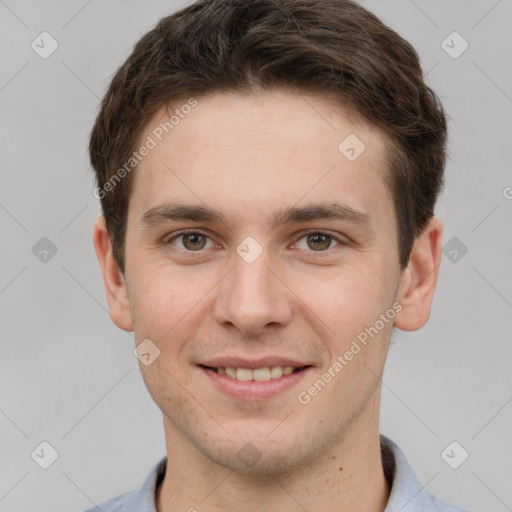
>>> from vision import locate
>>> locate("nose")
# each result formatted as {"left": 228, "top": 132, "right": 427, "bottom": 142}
{"left": 213, "top": 246, "right": 293, "bottom": 336}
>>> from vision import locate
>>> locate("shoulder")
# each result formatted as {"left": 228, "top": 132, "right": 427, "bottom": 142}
{"left": 413, "top": 491, "right": 472, "bottom": 512}
{"left": 81, "top": 456, "right": 167, "bottom": 512}
{"left": 381, "top": 435, "right": 472, "bottom": 512}
{"left": 82, "top": 489, "right": 137, "bottom": 512}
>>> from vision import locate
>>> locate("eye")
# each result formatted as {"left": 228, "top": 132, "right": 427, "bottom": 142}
{"left": 294, "top": 231, "right": 342, "bottom": 252}
{"left": 163, "top": 230, "right": 345, "bottom": 254}
{"left": 165, "top": 231, "right": 216, "bottom": 251}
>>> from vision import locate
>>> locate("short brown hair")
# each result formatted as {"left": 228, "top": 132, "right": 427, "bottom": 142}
{"left": 89, "top": 0, "right": 447, "bottom": 274}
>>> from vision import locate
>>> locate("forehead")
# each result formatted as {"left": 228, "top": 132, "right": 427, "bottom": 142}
{"left": 130, "top": 90, "right": 393, "bottom": 226}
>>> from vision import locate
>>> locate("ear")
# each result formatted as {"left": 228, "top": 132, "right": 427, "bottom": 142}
{"left": 394, "top": 216, "right": 443, "bottom": 331}
{"left": 92, "top": 216, "right": 134, "bottom": 332}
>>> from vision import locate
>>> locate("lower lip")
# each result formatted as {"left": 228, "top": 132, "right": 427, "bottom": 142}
{"left": 199, "top": 366, "right": 312, "bottom": 401}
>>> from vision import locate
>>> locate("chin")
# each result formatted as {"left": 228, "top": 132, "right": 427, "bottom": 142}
{"left": 201, "top": 431, "right": 315, "bottom": 477}
{"left": 215, "top": 448, "right": 303, "bottom": 476}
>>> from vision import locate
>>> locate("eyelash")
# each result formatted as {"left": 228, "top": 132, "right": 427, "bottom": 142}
{"left": 163, "top": 229, "right": 346, "bottom": 255}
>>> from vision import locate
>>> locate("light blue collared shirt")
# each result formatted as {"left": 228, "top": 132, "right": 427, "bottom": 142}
{"left": 84, "top": 435, "right": 471, "bottom": 512}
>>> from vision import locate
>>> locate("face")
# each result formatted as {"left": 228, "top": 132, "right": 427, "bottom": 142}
{"left": 98, "top": 90, "right": 427, "bottom": 474}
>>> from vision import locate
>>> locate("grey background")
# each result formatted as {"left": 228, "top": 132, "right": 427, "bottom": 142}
{"left": 1, "top": 0, "right": 511, "bottom": 510}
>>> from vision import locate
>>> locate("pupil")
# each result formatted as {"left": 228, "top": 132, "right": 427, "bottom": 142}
{"left": 184, "top": 233, "right": 205, "bottom": 250}
{"left": 308, "top": 234, "right": 330, "bottom": 251}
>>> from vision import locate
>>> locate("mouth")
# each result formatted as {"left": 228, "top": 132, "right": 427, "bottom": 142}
{"left": 199, "top": 365, "right": 308, "bottom": 381}
{"left": 197, "top": 361, "right": 313, "bottom": 400}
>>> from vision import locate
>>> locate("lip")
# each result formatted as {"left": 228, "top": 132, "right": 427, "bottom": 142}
{"left": 198, "top": 365, "right": 313, "bottom": 401}
{"left": 197, "top": 356, "right": 308, "bottom": 369}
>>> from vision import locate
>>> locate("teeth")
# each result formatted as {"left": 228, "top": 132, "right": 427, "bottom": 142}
{"left": 216, "top": 366, "right": 300, "bottom": 381}
{"left": 269, "top": 366, "right": 283, "bottom": 379}
{"left": 236, "top": 368, "right": 253, "bottom": 381}
{"left": 283, "top": 366, "right": 294, "bottom": 375}
{"left": 252, "top": 367, "right": 271, "bottom": 381}
{"left": 225, "top": 367, "right": 237, "bottom": 379}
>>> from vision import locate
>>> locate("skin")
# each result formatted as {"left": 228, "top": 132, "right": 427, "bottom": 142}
{"left": 93, "top": 89, "right": 442, "bottom": 512}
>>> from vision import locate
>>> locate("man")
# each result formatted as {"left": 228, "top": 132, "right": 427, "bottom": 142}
{"left": 88, "top": 0, "right": 470, "bottom": 510}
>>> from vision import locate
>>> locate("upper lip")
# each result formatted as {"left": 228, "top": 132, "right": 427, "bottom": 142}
{"left": 198, "top": 357, "right": 310, "bottom": 369}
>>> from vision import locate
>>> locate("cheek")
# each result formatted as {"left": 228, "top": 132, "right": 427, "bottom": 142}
{"left": 303, "top": 266, "right": 393, "bottom": 341}
{"left": 127, "top": 262, "right": 213, "bottom": 342}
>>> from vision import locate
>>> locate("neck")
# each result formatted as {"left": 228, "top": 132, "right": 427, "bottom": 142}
{"left": 156, "top": 404, "right": 390, "bottom": 512}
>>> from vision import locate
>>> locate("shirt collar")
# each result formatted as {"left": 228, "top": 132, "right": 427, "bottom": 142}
{"left": 128, "top": 435, "right": 464, "bottom": 512}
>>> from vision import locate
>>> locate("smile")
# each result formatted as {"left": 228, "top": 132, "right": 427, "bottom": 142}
{"left": 205, "top": 365, "right": 301, "bottom": 381}
{"left": 198, "top": 363, "right": 313, "bottom": 400}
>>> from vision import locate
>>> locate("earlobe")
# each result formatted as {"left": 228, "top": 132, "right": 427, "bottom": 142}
{"left": 394, "top": 217, "right": 443, "bottom": 332}
{"left": 92, "top": 216, "right": 134, "bottom": 332}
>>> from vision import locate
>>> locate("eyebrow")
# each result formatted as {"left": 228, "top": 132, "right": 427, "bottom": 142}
{"left": 140, "top": 202, "right": 372, "bottom": 231}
